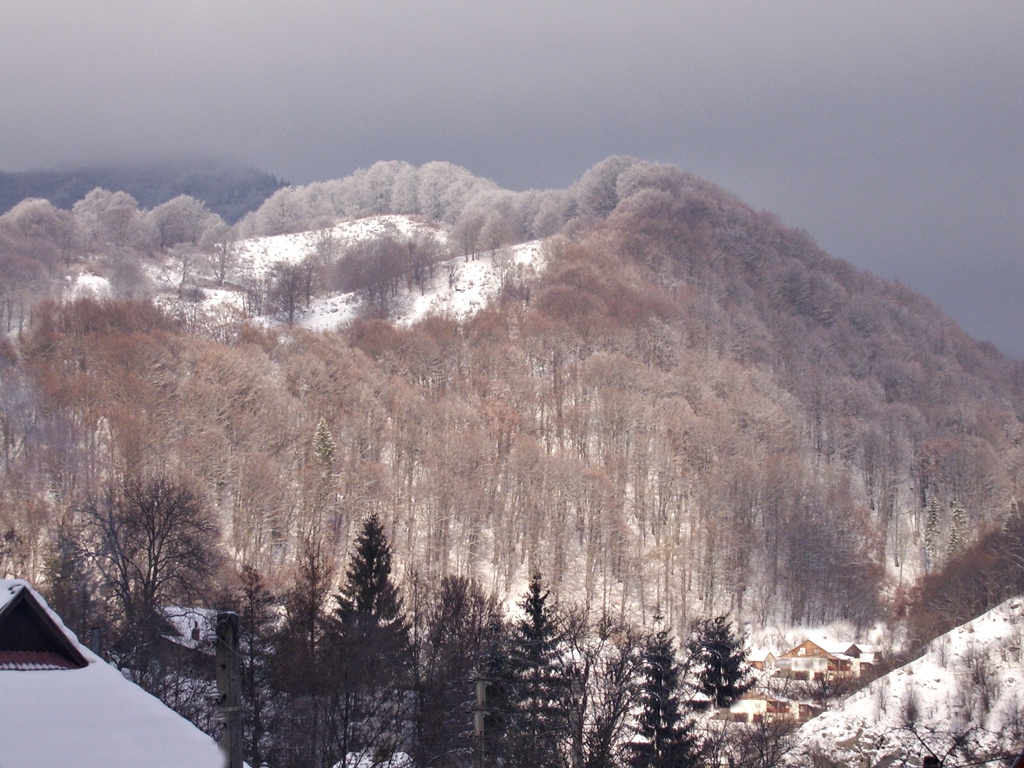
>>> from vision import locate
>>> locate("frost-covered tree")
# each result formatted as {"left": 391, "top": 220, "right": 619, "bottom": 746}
{"left": 948, "top": 499, "right": 968, "bottom": 557}
{"left": 201, "top": 220, "right": 238, "bottom": 285}
{"left": 925, "top": 496, "right": 942, "bottom": 565}
{"left": 0, "top": 197, "right": 78, "bottom": 272}
{"left": 72, "top": 188, "right": 144, "bottom": 248}
{"left": 147, "top": 194, "right": 218, "bottom": 249}
{"left": 572, "top": 155, "right": 642, "bottom": 219}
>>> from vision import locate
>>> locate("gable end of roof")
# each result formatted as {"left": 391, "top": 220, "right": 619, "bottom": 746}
{"left": 0, "top": 583, "right": 89, "bottom": 669}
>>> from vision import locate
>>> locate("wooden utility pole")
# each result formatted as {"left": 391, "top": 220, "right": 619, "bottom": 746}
{"left": 474, "top": 671, "right": 486, "bottom": 768}
{"left": 216, "top": 611, "right": 242, "bottom": 768}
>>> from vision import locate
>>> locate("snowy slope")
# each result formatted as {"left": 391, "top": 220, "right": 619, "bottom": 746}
{"left": 234, "top": 214, "right": 431, "bottom": 276}
{"left": 345, "top": 240, "right": 542, "bottom": 330}
{"left": 150, "top": 214, "right": 546, "bottom": 332}
{"left": 792, "top": 596, "right": 1024, "bottom": 766}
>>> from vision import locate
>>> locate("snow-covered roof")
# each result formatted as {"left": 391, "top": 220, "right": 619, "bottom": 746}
{"left": 780, "top": 637, "right": 861, "bottom": 659}
{"left": 0, "top": 579, "right": 223, "bottom": 768}
{"left": 161, "top": 605, "right": 218, "bottom": 651}
{"left": 334, "top": 751, "right": 413, "bottom": 768}
{"left": 0, "top": 579, "right": 24, "bottom": 613}
{"left": 801, "top": 634, "right": 863, "bottom": 657}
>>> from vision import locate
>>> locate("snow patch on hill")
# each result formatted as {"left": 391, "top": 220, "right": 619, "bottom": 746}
{"left": 66, "top": 272, "right": 112, "bottom": 300}
{"left": 234, "top": 214, "right": 431, "bottom": 276}
{"left": 147, "top": 214, "right": 546, "bottom": 332}
{"left": 394, "top": 241, "right": 543, "bottom": 326}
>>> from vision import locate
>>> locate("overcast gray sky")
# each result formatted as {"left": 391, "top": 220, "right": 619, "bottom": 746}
{"left": 2, "top": 1, "right": 1022, "bottom": 357}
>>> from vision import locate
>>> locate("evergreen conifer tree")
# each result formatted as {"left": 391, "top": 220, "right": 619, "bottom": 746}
{"left": 686, "top": 615, "right": 752, "bottom": 709}
{"left": 629, "top": 626, "right": 700, "bottom": 768}
{"left": 234, "top": 565, "right": 278, "bottom": 768}
{"left": 948, "top": 499, "right": 967, "bottom": 557}
{"left": 327, "top": 513, "right": 410, "bottom": 764}
{"left": 925, "top": 496, "right": 942, "bottom": 564}
{"left": 477, "top": 617, "right": 516, "bottom": 766}
{"left": 336, "top": 512, "right": 403, "bottom": 627}
{"left": 313, "top": 417, "right": 336, "bottom": 479}
{"left": 508, "top": 572, "right": 569, "bottom": 768}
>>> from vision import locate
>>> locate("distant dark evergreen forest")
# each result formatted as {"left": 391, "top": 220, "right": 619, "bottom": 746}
{"left": 0, "top": 158, "right": 285, "bottom": 223}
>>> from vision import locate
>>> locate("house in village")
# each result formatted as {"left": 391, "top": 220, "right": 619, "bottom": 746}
{"left": 721, "top": 692, "right": 824, "bottom": 725}
{"left": 724, "top": 692, "right": 794, "bottom": 722}
{"left": 748, "top": 648, "right": 778, "bottom": 672}
{"left": 776, "top": 638, "right": 880, "bottom": 681}
{"left": 0, "top": 579, "right": 224, "bottom": 768}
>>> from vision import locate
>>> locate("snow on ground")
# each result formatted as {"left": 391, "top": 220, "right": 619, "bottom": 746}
{"left": 294, "top": 240, "right": 544, "bottom": 332}
{"left": 299, "top": 291, "right": 363, "bottom": 332}
{"left": 334, "top": 751, "right": 412, "bottom": 768}
{"left": 793, "top": 596, "right": 1024, "bottom": 766}
{"left": 161, "top": 606, "right": 218, "bottom": 651}
{"left": 229, "top": 215, "right": 544, "bottom": 331}
{"left": 235, "top": 214, "right": 438, "bottom": 276}
{"left": 147, "top": 214, "right": 547, "bottom": 335}
{"left": 66, "top": 272, "right": 112, "bottom": 300}
{"left": 391, "top": 240, "right": 543, "bottom": 327}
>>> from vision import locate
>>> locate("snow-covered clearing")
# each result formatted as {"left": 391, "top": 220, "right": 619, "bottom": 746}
{"left": 142, "top": 214, "right": 546, "bottom": 332}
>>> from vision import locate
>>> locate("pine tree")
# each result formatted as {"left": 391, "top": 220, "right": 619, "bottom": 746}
{"left": 235, "top": 565, "right": 278, "bottom": 768}
{"left": 327, "top": 513, "right": 410, "bottom": 764}
{"left": 629, "top": 627, "right": 700, "bottom": 768}
{"left": 312, "top": 418, "right": 338, "bottom": 521}
{"left": 479, "top": 618, "right": 516, "bottom": 765}
{"left": 925, "top": 496, "right": 942, "bottom": 565}
{"left": 686, "top": 615, "right": 752, "bottom": 709}
{"left": 948, "top": 499, "right": 967, "bottom": 557}
{"left": 508, "top": 572, "right": 570, "bottom": 768}
{"left": 336, "top": 512, "right": 403, "bottom": 627}
{"left": 313, "top": 417, "right": 336, "bottom": 480}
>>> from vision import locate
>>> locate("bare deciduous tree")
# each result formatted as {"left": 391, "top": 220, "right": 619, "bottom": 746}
{"left": 79, "top": 474, "right": 220, "bottom": 682}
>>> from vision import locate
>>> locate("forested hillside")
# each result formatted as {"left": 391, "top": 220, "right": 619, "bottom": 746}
{"left": 4, "top": 156, "right": 1024, "bottom": 766}
{"left": 2, "top": 157, "right": 1022, "bottom": 637}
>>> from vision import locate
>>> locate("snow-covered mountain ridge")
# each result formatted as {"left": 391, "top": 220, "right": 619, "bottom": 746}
{"left": 793, "top": 596, "right": 1024, "bottom": 767}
